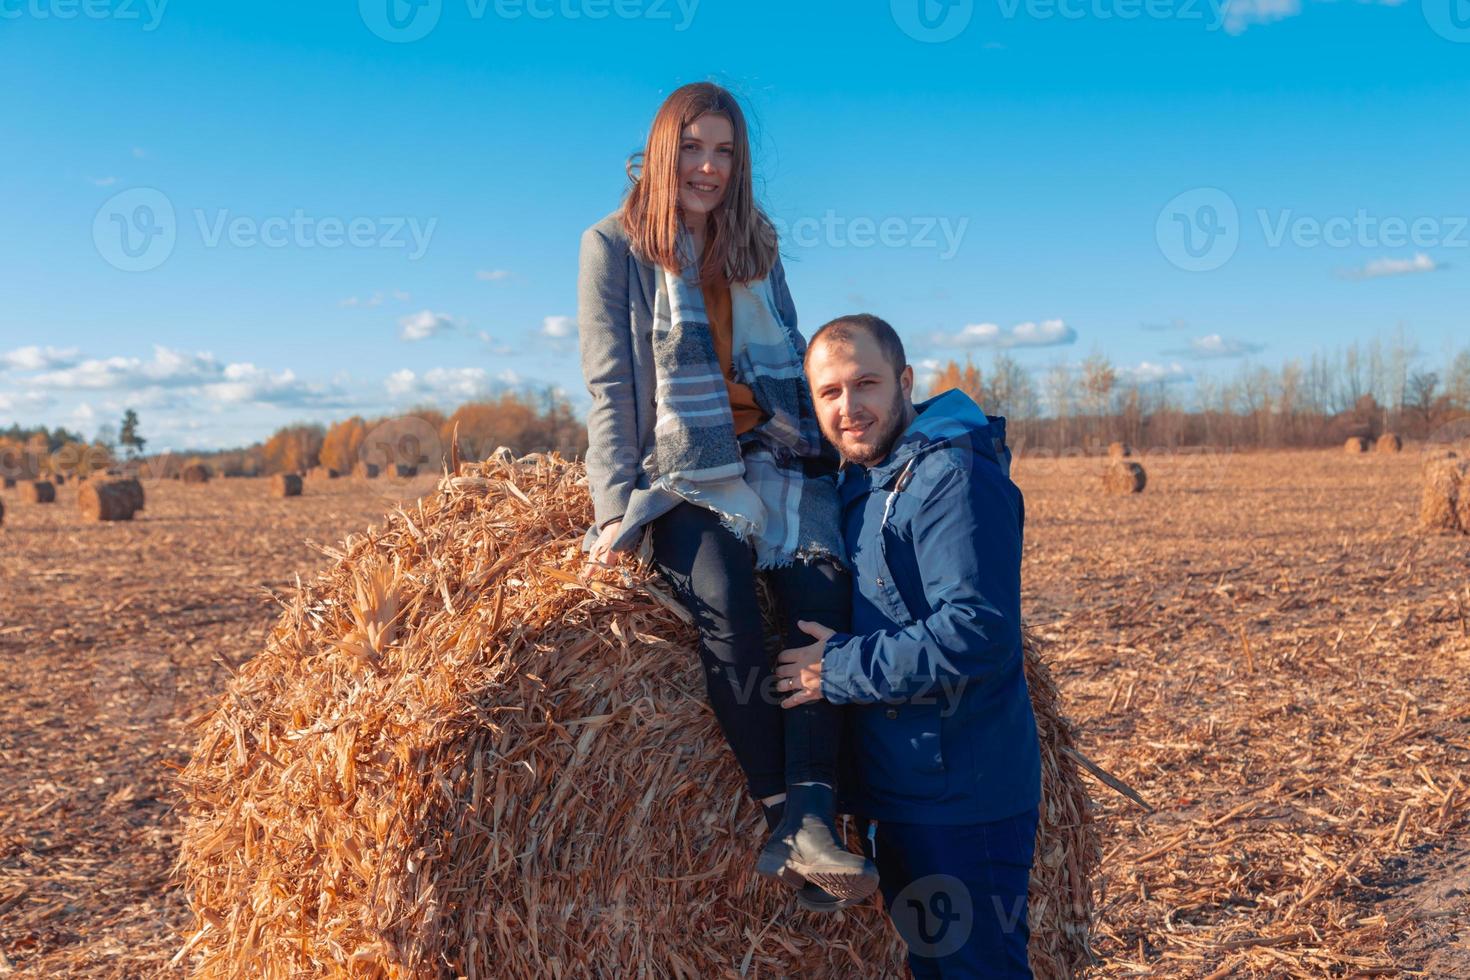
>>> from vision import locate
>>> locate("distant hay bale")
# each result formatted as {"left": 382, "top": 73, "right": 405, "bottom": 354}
{"left": 1108, "top": 441, "right": 1132, "bottom": 459}
{"left": 1376, "top": 433, "right": 1403, "bottom": 454}
{"left": 1420, "top": 458, "right": 1468, "bottom": 534}
{"left": 78, "top": 479, "right": 138, "bottom": 522}
{"left": 0, "top": 497, "right": 5, "bottom": 526}
{"left": 2, "top": 477, "right": 14, "bottom": 489}
{"left": 52, "top": 473, "right": 66, "bottom": 485}
{"left": 355, "top": 462, "right": 380, "bottom": 479}
{"left": 113, "top": 477, "right": 145, "bottom": 512}
{"left": 271, "top": 473, "right": 303, "bottom": 498}
{"left": 1344, "top": 436, "right": 1370, "bottom": 454}
{"left": 1103, "top": 460, "right": 1147, "bottom": 495}
{"left": 174, "top": 455, "right": 1101, "bottom": 978}
{"left": 21, "top": 481, "right": 55, "bottom": 504}
{"left": 392, "top": 463, "right": 418, "bottom": 478}
{"left": 181, "top": 463, "right": 211, "bottom": 485}
{"left": 307, "top": 466, "right": 340, "bottom": 480}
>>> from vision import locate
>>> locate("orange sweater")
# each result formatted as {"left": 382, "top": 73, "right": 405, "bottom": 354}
{"left": 702, "top": 278, "right": 768, "bottom": 435}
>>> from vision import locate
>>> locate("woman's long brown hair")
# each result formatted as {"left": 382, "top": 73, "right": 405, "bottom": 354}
{"left": 620, "top": 82, "right": 778, "bottom": 285}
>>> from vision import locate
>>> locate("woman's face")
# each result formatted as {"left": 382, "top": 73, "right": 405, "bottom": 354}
{"left": 677, "top": 112, "right": 734, "bottom": 220}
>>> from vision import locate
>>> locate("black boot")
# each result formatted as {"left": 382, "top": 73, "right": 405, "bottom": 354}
{"left": 761, "top": 800, "right": 857, "bottom": 913}
{"left": 757, "top": 784, "right": 878, "bottom": 903}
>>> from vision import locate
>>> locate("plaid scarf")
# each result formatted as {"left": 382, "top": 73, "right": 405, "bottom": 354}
{"left": 641, "top": 241, "right": 842, "bottom": 569}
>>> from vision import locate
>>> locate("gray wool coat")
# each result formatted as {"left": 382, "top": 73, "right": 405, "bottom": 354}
{"left": 576, "top": 211, "right": 801, "bottom": 550}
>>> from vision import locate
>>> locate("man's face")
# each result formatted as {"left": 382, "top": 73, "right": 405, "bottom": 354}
{"left": 806, "top": 331, "right": 914, "bottom": 466}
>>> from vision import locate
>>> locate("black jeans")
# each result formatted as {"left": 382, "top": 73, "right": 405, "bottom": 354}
{"left": 650, "top": 502, "right": 850, "bottom": 800}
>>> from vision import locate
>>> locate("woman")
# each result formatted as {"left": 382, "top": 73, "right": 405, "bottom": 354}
{"left": 577, "top": 82, "right": 877, "bottom": 908}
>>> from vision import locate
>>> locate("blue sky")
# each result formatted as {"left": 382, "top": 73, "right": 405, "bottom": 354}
{"left": 2, "top": 0, "right": 1466, "bottom": 450}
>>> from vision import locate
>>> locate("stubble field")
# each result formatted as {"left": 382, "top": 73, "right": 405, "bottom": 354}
{"left": 1, "top": 449, "right": 1466, "bottom": 977}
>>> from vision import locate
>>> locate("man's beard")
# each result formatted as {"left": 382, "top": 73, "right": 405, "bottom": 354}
{"left": 830, "top": 387, "right": 909, "bottom": 466}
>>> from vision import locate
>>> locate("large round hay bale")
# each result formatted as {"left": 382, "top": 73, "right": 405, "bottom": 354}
{"left": 271, "top": 473, "right": 303, "bottom": 498}
{"left": 21, "top": 480, "right": 55, "bottom": 504}
{"left": 2, "top": 477, "right": 14, "bottom": 489}
{"left": 110, "top": 477, "right": 145, "bottom": 512}
{"left": 1102, "top": 459, "right": 1147, "bottom": 495}
{"left": 1344, "top": 436, "right": 1370, "bottom": 454}
{"left": 78, "top": 479, "right": 138, "bottom": 522}
{"left": 392, "top": 463, "right": 418, "bottom": 478}
{"left": 355, "top": 462, "right": 380, "bottom": 479}
{"left": 181, "top": 463, "right": 211, "bottom": 485}
{"left": 1107, "top": 441, "right": 1132, "bottom": 459}
{"left": 1420, "top": 458, "right": 1468, "bottom": 533}
{"left": 175, "top": 455, "right": 1100, "bottom": 978}
{"left": 1377, "top": 433, "right": 1403, "bottom": 454}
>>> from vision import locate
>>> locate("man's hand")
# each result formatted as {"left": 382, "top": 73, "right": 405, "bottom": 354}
{"left": 775, "top": 620, "right": 836, "bottom": 708}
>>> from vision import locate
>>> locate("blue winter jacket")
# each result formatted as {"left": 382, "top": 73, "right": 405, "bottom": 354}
{"left": 821, "top": 389, "right": 1042, "bottom": 825}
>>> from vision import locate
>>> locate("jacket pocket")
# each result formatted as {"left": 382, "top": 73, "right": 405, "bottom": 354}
{"left": 856, "top": 703, "right": 947, "bottom": 803}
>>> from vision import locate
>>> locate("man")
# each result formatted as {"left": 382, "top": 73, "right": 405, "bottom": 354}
{"left": 775, "top": 313, "right": 1042, "bottom": 978}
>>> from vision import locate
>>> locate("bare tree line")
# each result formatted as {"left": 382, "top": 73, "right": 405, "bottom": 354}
{"left": 927, "top": 333, "right": 1470, "bottom": 453}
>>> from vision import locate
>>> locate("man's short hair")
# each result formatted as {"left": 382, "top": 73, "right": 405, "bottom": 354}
{"left": 807, "top": 314, "right": 907, "bottom": 378}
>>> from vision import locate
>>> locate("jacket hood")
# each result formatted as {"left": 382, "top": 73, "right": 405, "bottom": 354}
{"left": 848, "top": 389, "right": 1005, "bottom": 487}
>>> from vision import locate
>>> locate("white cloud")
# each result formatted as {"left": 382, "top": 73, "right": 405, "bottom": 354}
{"left": 476, "top": 269, "right": 514, "bottom": 282}
{"left": 399, "top": 310, "right": 460, "bottom": 341}
{"left": 541, "top": 315, "right": 577, "bottom": 339}
{"left": 89, "top": 176, "right": 118, "bottom": 187}
{"left": 2, "top": 345, "right": 82, "bottom": 372}
{"left": 1344, "top": 253, "right": 1439, "bottom": 280}
{"left": 931, "top": 318, "right": 1076, "bottom": 350}
{"left": 342, "top": 290, "right": 410, "bottom": 308}
{"left": 0, "top": 390, "right": 53, "bottom": 414}
{"left": 32, "top": 346, "right": 220, "bottom": 389}
{"left": 387, "top": 367, "right": 495, "bottom": 402}
{"left": 1119, "top": 361, "right": 1192, "bottom": 385}
{"left": 71, "top": 402, "right": 96, "bottom": 421}
{"left": 1223, "top": 0, "right": 1405, "bottom": 35}
{"left": 1171, "top": 334, "right": 1265, "bottom": 360}
{"left": 131, "top": 146, "right": 147, "bottom": 159}
{"left": 21, "top": 346, "right": 354, "bottom": 412}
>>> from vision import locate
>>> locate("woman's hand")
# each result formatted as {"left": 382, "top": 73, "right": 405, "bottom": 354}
{"left": 587, "top": 519, "right": 623, "bottom": 570}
